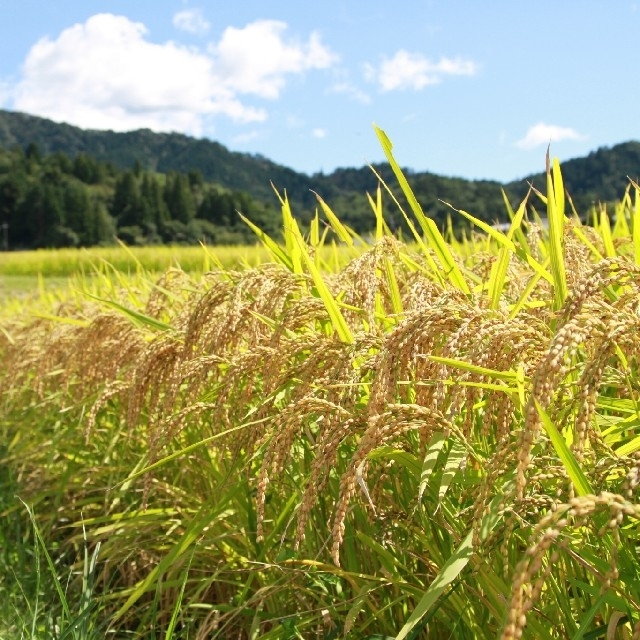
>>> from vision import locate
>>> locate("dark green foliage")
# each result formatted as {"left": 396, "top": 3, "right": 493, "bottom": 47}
{"left": 112, "top": 171, "right": 144, "bottom": 228}
{"left": 73, "top": 153, "right": 105, "bottom": 184}
{"left": 1, "top": 108, "right": 640, "bottom": 248}
{"left": 0, "top": 136, "right": 281, "bottom": 249}
{"left": 505, "top": 141, "right": 640, "bottom": 214}
{"left": 197, "top": 188, "right": 235, "bottom": 226}
{"left": 140, "top": 173, "right": 169, "bottom": 226}
{"left": 17, "top": 182, "right": 65, "bottom": 247}
{"left": 164, "top": 172, "right": 196, "bottom": 224}
{"left": 0, "top": 110, "right": 318, "bottom": 209}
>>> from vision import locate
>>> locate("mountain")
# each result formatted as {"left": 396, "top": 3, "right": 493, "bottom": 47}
{"left": 0, "top": 109, "right": 320, "bottom": 209}
{"left": 1, "top": 108, "right": 640, "bottom": 227}
{"left": 506, "top": 142, "right": 640, "bottom": 216}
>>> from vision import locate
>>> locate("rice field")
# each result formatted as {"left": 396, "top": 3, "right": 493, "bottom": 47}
{"left": 1, "top": 129, "right": 640, "bottom": 639}
{"left": 0, "top": 244, "right": 272, "bottom": 279}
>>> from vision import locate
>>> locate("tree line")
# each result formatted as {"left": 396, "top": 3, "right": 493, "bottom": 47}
{"left": 2, "top": 134, "right": 639, "bottom": 250}
{"left": 0, "top": 143, "right": 281, "bottom": 249}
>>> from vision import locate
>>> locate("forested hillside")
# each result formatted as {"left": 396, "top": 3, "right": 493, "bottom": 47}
{"left": 0, "top": 144, "right": 279, "bottom": 249}
{"left": 506, "top": 141, "right": 640, "bottom": 213}
{"left": 1, "top": 108, "right": 640, "bottom": 248}
{"left": 0, "top": 109, "right": 319, "bottom": 209}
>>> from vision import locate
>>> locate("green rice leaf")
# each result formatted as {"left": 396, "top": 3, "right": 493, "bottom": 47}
{"left": 508, "top": 264, "right": 548, "bottom": 319}
{"left": 569, "top": 593, "right": 609, "bottom": 640}
{"left": 20, "top": 499, "right": 73, "bottom": 622}
{"left": 32, "top": 313, "right": 90, "bottom": 327}
{"left": 282, "top": 198, "right": 304, "bottom": 276}
{"left": 83, "top": 293, "right": 174, "bottom": 332}
{"left": 310, "top": 209, "right": 320, "bottom": 248}
{"left": 502, "top": 188, "right": 531, "bottom": 251}
{"left": 614, "top": 434, "right": 640, "bottom": 457}
{"left": 374, "top": 125, "right": 470, "bottom": 294}
{"left": 370, "top": 164, "right": 447, "bottom": 286}
{"left": 418, "top": 432, "right": 447, "bottom": 501}
{"left": 631, "top": 179, "right": 640, "bottom": 266}
{"left": 366, "top": 182, "right": 388, "bottom": 241}
{"left": 446, "top": 203, "right": 516, "bottom": 251}
{"left": 546, "top": 151, "right": 568, "bottom": 310}
{"left": 367, "top": 446, "right": 422, "bottom": 477}
{"left": 294, "top": 235, "right": 354, "bottom": 344}
{"left": 395, "top": 489, "right": 505, "bottom": 640}
{"left": 113, "top": 502, "right": 231, "bottom": 620}
{"left": 271, "top": 185, "right": 304, "bottom": 275}
{"left": 568, "top": 579, "right": 630, "bottom": 616}
{"left": 313, "top": 191, "right": 354, "bottom": 246}
{"left": 109, "top": 419, "right": 265, "bottom": 490}
{"left": 0, "top": 324, "right": 15, "bottom": 345}
{"left": 344, "top": 583, "right": 379, "bottom": 636}
{"left": 395, "top": 534, "right": 473, "bottom": 640}
{"left": 165, "top": 547, "right": 195, "bottom": 640}
{"left": 357, "top": 531, "right": 405, "bottom": 575}
{"left": 599, "top": 206, "right": 617, "bottom": 258}
{"left": 535, "top": 399, "right": 593, "bottom": 496}
{"left": 438, "top": 439, "right": 466, "bottom": 501}
{"left": 488, "top": 198, "right": 527, "bottom": 309}
{"left": 237, "top": 211, "right": 294, "bottom": 270}
{"left": 384, "top": 257, "right": 404, "bottom": 315}
{"left": 428, "top": 355, "right": 524, "bottom": 382}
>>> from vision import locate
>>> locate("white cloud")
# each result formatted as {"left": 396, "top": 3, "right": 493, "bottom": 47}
{"left": 172, "top": 9, "right": 210, "bottom": 35}
{"left": 6, "top": 14, "right": 338, "bottom": 136}
{"left": 329, "top": 81, "right": 371, "bottom": 104}
{"left": 366, "top": 50, "right": 478, "bottom": 92}
{"left": 515, "top": 122, "right": 585, "bottom": 150}
{"left": 312, "top": 128, "right": 327, "bottom": 139}
{"left": 211, "top": 20, "right": 338, "bottom": 99}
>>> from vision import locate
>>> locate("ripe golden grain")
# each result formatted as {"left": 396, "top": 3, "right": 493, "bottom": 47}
{"left": 2, "top": 207, "right": 640, "bottom": 637}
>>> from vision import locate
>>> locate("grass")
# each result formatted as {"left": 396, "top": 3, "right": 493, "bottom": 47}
{"left": 1, "top": 129, "right": 640, "bottom": 639}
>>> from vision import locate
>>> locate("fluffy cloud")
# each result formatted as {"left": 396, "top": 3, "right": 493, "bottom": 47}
{"left": 516, "top": 122, "right": 585, "bottom": 149}
{"left": 329, "top": 81, "right": 371, "bottom": 104}
{"left": 366, "top": 50, "right": 478, "bottom": 91}
{"left": 312, "top": 128, "right": 327, "bottom": 139}
{"left": 211, "top": 20, "right": 338, "bottom": 99}
{"left": 172, "top": 9, "right": 210, "bottom": 35}
{"left": 7, "top": 14, "right": 337, "bottom": 135}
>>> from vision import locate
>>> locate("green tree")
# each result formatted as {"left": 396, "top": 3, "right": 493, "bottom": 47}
{"left": 197, "top": 189, "right": 234, "bottom": 226}
{"left": 17, "top": 182, "right": 66, "bottom": 247}
{"left": 140, "top": 173, "right": 169, "bottom": 226}
{"left": 164, "top": 172, "right": 196, "bottom": 224}
{"left": 93, "top": 202, "right": 117, "bottom": 245}
{"left": 188, "top": 169, "right": 204, "bottom": 190}
{"left": 112, "top": 171, "right": 145, "bottom": 228}
{"left": 0, "top": 170, "right": 27, "bottom": 248}
{"left": 73, "top": 153, "right": 103, "bottom": 184}
{"left": 48, "top": 152, "right": 73, "bottom": 175}
{"left": 25, "top": 142, "right": 41, "bottom": 173}
{"left": 62, "top": 180, "right": 108, "bottom": 245}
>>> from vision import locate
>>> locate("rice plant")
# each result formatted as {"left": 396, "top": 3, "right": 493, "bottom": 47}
{"left": 1, "top": 130, "right": 639, "bottom": 638}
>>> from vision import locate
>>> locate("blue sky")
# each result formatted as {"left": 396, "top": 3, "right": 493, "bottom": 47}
{"left": 1, "top": 1, "right": 639, "bottom": 182}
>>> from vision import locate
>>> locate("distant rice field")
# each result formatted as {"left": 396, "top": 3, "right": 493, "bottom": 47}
{"left": 0, "top": 244, "right": 270, "bottom": 278}
{"left": 2, "top": 134, "right": 640, "bottom": 639}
